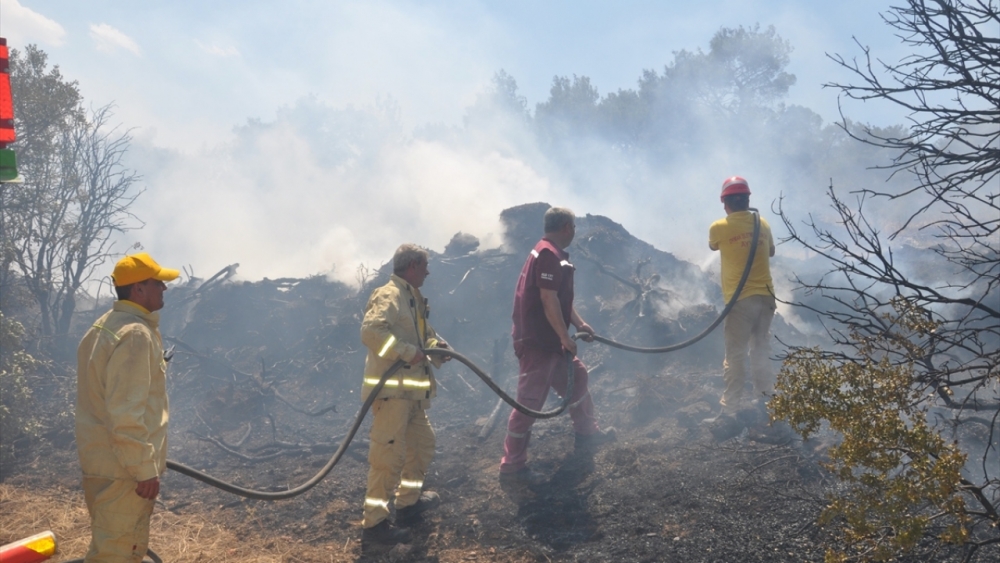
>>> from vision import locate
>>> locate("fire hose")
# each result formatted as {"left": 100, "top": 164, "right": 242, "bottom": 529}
{"left": 162, "top": 347, "right": 573, "bottom": 501}
{"left": 576, "top": 208, "right": 761, "bottom": 352}
{"left": 61, "top": 211, "right": 757, "bottom": 561}
{"left": 60, "top": 351, "right": 574, "bottom": 562}
{"left": 157, "top": 210, "right": 759, "bottom": 501}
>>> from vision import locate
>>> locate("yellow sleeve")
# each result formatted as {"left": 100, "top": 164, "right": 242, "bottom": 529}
{"left": 763, "top": 220, "right": 775, "bottom": 256}
{"left": 709, "top": 220, "right": 723, "bottom": 251}
{"left": 424, "top": 315, "right": 439, "bottom": 347}
{"left": 361, "top": 288, "right": 418, "bottom": 363}
{"left": 104, "top": 326, "right": 158, "bottom": 481}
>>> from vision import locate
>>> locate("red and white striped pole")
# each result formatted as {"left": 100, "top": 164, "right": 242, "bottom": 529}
{"left": 0, "top": 531, "right": 56, "bottom": 563}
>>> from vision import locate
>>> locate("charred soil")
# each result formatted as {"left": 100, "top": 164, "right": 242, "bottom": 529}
{"left": 4, "top": 362, "right": 841, "bottom": 563}
{"left": 2, "top": 205, "right": 994, "bottom": 562}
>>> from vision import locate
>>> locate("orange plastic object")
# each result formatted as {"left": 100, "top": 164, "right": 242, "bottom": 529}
{"left": 0, "top": 530, "right": 57, "bottom": 563}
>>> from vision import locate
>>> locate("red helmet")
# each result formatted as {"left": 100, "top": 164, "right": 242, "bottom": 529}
{"left": 720, "top": 176, "right": 750, "bottom": 202}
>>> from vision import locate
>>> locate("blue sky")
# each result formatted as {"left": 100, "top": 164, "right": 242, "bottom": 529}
{"left": 1, "top": 0, "right": 912, "bottom": 289}
{"left": 2, "top": 0, "right": 905, "bottom": 151}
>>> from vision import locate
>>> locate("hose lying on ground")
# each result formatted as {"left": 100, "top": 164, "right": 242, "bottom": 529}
{"left": 166, "top": 360, "right": 404, "bottom": 500}
{"left": 164, "top": 347, "right": 573, "bottom": 500}
{"left": 64, "top": 349, "right": 573, "bottom": 560}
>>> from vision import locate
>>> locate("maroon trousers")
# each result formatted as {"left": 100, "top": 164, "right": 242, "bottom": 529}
{"left": 499, "top": 344, "right": 599, "bottom": 473}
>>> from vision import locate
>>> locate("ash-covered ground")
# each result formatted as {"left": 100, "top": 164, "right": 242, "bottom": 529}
{"left": 3, "top": 203, "right": 994, "bottom": 562}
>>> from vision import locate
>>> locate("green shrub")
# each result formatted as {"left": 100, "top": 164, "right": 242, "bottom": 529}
{"left": 0, "top": 311, "right": 47, "bottom": 472}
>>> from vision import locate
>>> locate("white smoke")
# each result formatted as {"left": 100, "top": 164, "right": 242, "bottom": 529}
{"left": 117, "top": 84, "right": 917, "bottom": 304}
{"left": 122, "top": 99, "right": 572, "bottom": 284}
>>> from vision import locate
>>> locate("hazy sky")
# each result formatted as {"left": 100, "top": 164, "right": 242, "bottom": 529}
{"left": 1, "top": 0, "right": 910, "bottom": 286}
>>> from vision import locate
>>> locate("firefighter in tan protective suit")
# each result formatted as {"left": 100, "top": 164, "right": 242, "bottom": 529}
{"left": 359, "top": 244, "right": 450, "bottom": 544}
{"left": 76, "top": 253, "right": 180, "bottom": 562}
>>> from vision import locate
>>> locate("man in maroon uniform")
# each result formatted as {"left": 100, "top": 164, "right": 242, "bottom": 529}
{"left": 499, "top": 207, "right": 616, "bottom": 484}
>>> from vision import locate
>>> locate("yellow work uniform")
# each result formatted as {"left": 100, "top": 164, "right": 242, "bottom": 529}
{"left": 709, "top": 210, "right": 774, "bottom": 304}
{"left": 76, "top": 300, "right": 168, "bottom": 562}
{"left": 360, "top": 275, "right": 443, "bottom": 528}
{"left": 709, "top": 210, "right": 777, "bottom": 410}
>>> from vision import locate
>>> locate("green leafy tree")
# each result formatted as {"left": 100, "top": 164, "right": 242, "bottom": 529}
{"left": 774, "top": 1, "right": 999, "bottom": 560}
{"left": 633, "top": 24, "right": 795, "bottom": 145}
{"left": 0, "top": 45, "right": 82, "bottom": 306}
{"left": 699, "top": 24, "right": 796, "bottom": 114}
{"left": 0, "top": 311, "right": 47, "bottom": 473}
{"left": 527, "top": 25, "right": 799, "bottom": 162}
{"left": 1, "top": 46, "right": 143, "bottom": 354}
{"left": 562, "top": 24, "right": 796, "bottom": 126}
{"left": 462, "top": 70, "right": 533, "bottom": 151}
{"left": 534, "top": 74, "right": 601, "bottom": 144}
{"left": 465, "top": 69, "right": 529, "bottom": 125}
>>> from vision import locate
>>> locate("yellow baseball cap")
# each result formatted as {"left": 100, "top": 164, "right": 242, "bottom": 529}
{"left": 112, "top": 253, "right": 180, "bottom": 287}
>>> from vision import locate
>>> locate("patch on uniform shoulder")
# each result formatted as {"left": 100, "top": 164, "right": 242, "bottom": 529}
{"left": 541, "top": 273, "right": 554, "bottom": 281}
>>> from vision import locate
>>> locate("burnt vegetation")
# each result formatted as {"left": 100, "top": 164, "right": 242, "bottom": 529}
{"left": 2, "top": 2, "right": 998, "bottom": 561}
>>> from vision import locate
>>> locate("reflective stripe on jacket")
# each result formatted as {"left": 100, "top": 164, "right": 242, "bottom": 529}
{"left": 76, "top": 300, "right": 168, "bottom": 482}
{"left": 360, "top": 274, "right": 441, "bottom": 401}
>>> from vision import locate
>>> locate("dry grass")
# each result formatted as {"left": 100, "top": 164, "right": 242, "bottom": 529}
{"left": 0, "top": 483, "right": 354, "bottom": 562}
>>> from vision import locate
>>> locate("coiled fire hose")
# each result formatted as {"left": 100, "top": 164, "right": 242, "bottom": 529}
{"left": 63, "top": 212, "right": 756, "bottom": 561}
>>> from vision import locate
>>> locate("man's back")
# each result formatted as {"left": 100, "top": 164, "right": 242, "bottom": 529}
{"left": 511, "top": 239, "right": 574, "bottom": 352}
{"left": 709, "top": 211, "right": 774, "bottom": 303}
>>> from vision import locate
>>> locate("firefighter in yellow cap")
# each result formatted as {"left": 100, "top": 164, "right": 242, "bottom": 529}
{"left": 709, "top": 176, "right": 777, "bottom": 416}
{"left": 76, "top": 252, "right": 180, "bottom": 562}
{"left": 359, "top": 244, "right": 450, "bottom": 544}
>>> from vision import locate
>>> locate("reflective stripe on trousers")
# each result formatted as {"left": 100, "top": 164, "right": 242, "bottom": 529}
{"left": 499, "top": 346, "right": 597, "bottom": 474}
{"left": 363, "top": 398, "right": 435, "bottom": 528}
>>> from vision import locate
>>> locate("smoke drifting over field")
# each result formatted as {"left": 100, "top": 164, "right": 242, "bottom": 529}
{"left": 123, "top": 73, "right": 914, "bottom": 296}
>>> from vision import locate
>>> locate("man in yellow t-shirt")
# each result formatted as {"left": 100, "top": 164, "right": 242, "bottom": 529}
{"left": 708, "top": 176, "right": 776, "bottom": 414}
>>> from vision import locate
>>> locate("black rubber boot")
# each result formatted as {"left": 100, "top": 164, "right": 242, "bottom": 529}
{"left": 362, "top": 520, "right": 412, "bottom": 545}
{"left": 396, "top": 490, "right": 440, "bottom": 523}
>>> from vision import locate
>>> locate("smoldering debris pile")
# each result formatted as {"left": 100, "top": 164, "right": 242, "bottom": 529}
{"left": 147, "top": 202, "right": 799, "bottom": 447}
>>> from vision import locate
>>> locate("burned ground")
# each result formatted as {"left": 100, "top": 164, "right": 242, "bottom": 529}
{"left": 2, "top": 203, "right": 994, "bottom": 562}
